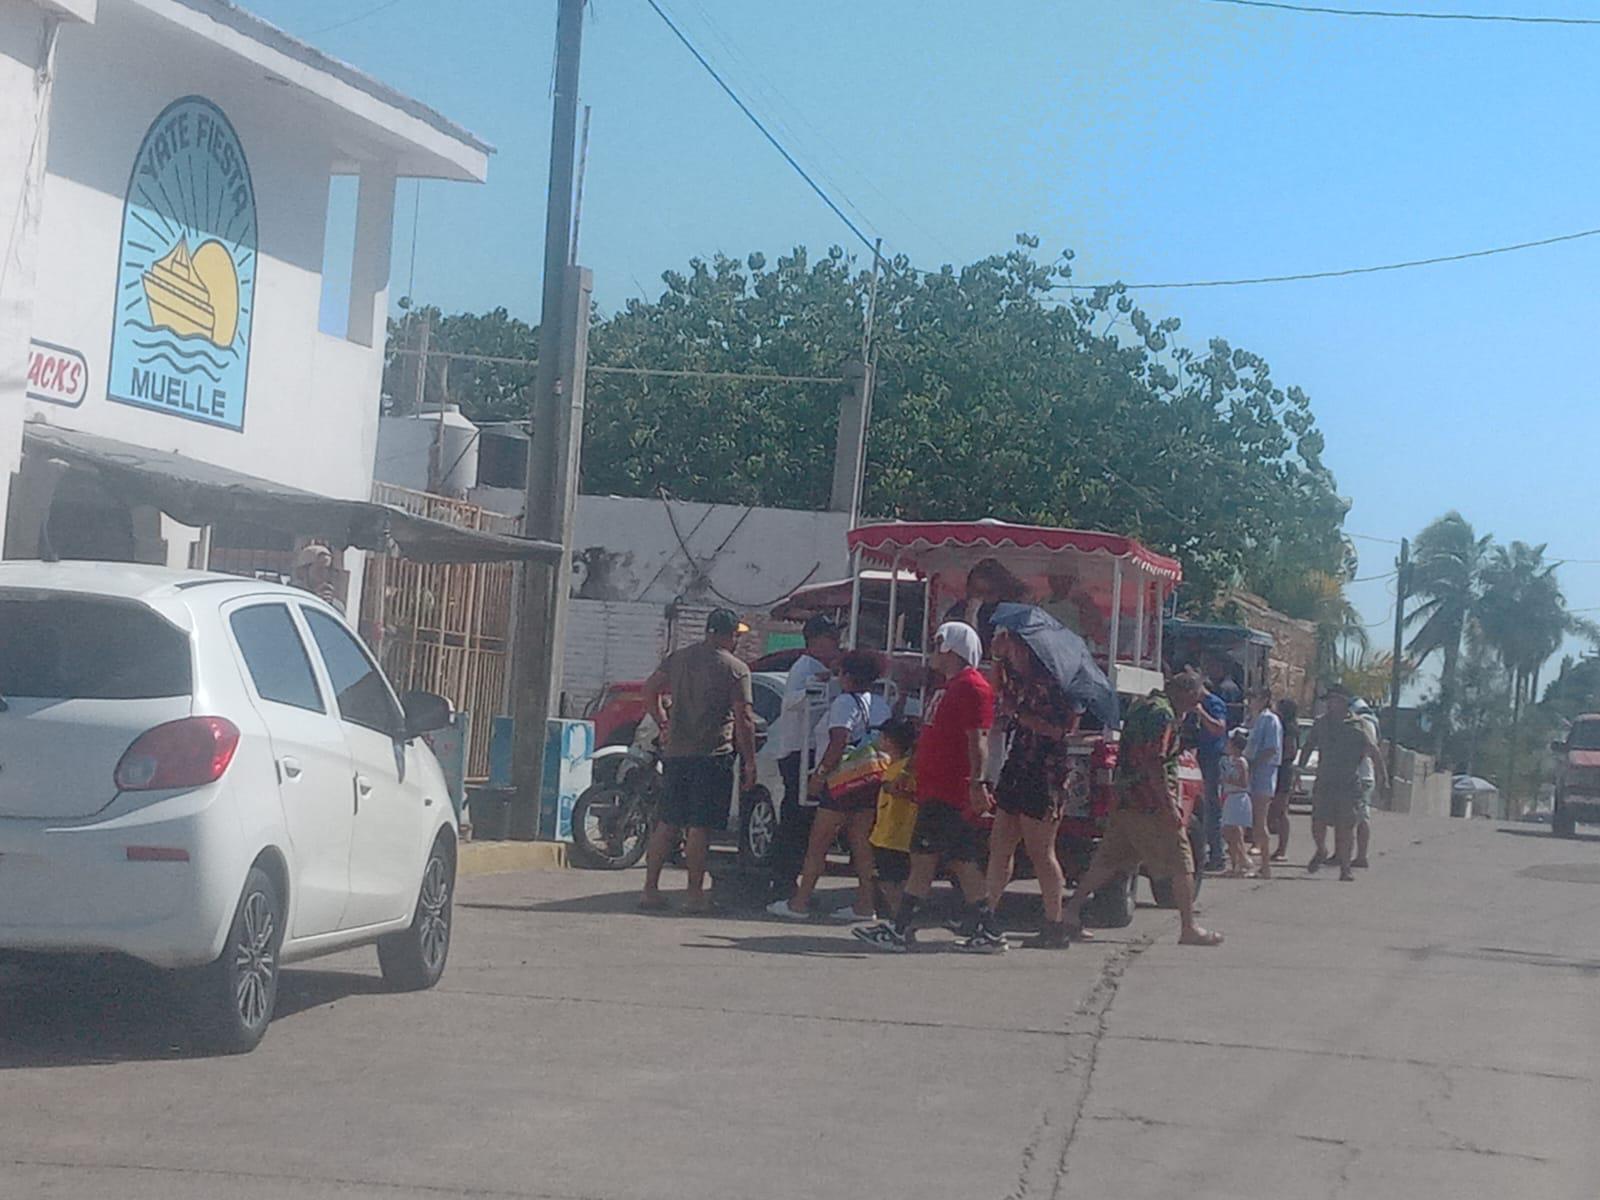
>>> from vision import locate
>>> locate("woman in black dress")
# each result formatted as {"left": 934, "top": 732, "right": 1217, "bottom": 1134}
{"left": 985, "top": 627, "right": 1083, "bottom": 948}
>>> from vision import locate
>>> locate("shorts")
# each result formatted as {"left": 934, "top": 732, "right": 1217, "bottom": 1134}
{"left": 659, "top": 755, "right": 734, "bottom": 830}
{"left": 1250, "top": 761, "right": 1279, "bottom": 796}
{"left": 909, "top": 802, "right": 983, "bottom": 863}
{"left": 1356, "top": 781, "right": 1375, "bottom": 822}
{"left": 1220, "top": 792, "right": 1253, "bottom": 829}
{"left": 1312, "top": 788, "right": 1361, "bottom": 830}
{"left": 1274, "top": 763, "right": 1297, "bottom": 800}
{"left": 873, "top": 847, "right": 911, "bottom": 883}
{"left": 818, "top": 782, "right": 878, "bottom": 815}
{"left": 995, "top": 738, "right": 1064, "bottom": 822}
{"left": 1090, "top": 808, "right": 1194, "bottom": 883}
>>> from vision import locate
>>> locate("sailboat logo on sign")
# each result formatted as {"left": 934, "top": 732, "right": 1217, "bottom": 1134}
{"left": 108, "top": 96, "right": 256, "bottom": 431}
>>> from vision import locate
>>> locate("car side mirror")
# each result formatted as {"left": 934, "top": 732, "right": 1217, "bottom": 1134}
{"left": 401, "top": 690, "right": 453, "bottom": 739}
{"left": 1551, "top": 740, "right": 1568, "bottom": 754}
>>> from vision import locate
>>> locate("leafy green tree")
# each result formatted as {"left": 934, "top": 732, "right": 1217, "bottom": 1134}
{"left": 384, "top": 306, "right": 537, "bottom": 420}
{"left": 580, "top": 239, "right": 1348, "bottom": 609}
{"left": 1405, "top": 512, "right": 1491, "bottom": 754}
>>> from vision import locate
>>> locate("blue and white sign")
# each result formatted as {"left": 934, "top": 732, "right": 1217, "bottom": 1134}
{"left": 107, "top": 96, "right": 256, "bottom": 431}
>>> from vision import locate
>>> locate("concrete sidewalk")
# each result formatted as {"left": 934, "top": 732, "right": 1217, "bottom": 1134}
{"left": 2, "top": 816, "right": 1597, "bottom": 1198}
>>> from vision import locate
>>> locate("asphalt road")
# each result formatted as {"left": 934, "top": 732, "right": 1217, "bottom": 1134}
{"left": 3, "top": 815, "right": 1599, "bottom": 1199}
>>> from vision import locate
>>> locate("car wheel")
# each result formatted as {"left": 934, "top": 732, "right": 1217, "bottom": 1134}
{"left": 1552, "top": 802, "right": 1577, "bottom": 839}
{"left": 379, "top": 836, "right": 456, "bottom": 991}
{"left": 1082, "top": 872, "right": 1135, "bottom": 929}
{"left": 738, "top": 786, "right": 779, "bottom": 870}
{"left": 192, "top": 865, "right": 282, "bottom": 1054}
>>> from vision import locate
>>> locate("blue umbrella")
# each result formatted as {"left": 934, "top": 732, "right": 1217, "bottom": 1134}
{"left": 989, "top": 602, "right": 1120, "bottom": 729}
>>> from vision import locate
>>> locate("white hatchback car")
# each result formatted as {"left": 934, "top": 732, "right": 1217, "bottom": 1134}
{"left": 0, "top": 562, "right": 458, "bottom": 1052}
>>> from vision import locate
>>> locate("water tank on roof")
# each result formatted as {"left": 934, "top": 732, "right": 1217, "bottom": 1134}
{"left": 415, "top": 403, "right": 479, "bottom": 496}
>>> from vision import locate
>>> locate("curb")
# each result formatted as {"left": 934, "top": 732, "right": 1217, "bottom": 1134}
{"left": 459, "top": 840, "right": 570, "bottom": 878}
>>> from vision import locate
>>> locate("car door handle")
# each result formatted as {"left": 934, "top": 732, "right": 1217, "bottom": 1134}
{"left": 278, "top": 756, "right": 302, "bottom": 782}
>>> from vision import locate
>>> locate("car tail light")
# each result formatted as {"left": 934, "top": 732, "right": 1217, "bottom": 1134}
{"left": 114, "top": 717, "right": 241, "bottom": 792}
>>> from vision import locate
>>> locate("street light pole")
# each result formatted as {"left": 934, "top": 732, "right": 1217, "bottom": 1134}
{"left": 508, "top": 0, "right": 586, "bottom": 840}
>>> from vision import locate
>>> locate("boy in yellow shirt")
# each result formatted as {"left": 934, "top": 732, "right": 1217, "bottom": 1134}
{"left": 869, "top": 718, "right": 919, "bottom": 918}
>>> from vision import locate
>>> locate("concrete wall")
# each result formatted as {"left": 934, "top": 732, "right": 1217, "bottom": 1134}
{"left": 1227, "top": 590, "right": 1318, "bottom": 711}
{"left": 0, "top": 1, "right": 80, "bottom": 542}
{"left": 572, "top": 495, "right": 851, "bottom": 607}
{"left": 562, "top": 599, "right": 669, "bottom": 716}
{"left": 555, "top": 498, "right": 851, "bottom": 712}
{"left": 1386, "top": 747, "right": 1453, "bottom": 818}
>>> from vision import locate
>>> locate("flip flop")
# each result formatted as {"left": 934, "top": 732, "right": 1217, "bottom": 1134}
{"left": 637, "top": 894, "right": 671, "bottom": 913}
{"left": 1063, "top": 921, "right": 1097, "bottom": 943}
{"left": 1179, "top": 927, "right": 1224, "bottom": 947}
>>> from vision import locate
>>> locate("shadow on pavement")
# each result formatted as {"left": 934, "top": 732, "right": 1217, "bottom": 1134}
{"left": 0, "top": 961, "right": 383, "bottom": 1068}
{"left": 1498, "top": 826, "right": 1600, "bottom": 844}
{"left": 685, "top": 931, "right": 873, "bottom": 958}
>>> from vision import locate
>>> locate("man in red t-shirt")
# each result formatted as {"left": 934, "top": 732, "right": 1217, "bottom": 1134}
{"left": 854, "top": 622, "right": 1005, "bottom": 953}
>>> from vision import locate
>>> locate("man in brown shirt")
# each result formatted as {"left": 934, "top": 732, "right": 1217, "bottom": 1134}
{"left": 640, "top": 609, "right": 756, "bottom": 912}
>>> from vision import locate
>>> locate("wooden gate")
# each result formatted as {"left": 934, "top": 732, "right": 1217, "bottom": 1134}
{"left": 361, "top": 483, "right": 518, "bottom": 781}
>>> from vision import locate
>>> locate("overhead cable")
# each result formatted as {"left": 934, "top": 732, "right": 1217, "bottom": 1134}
{"left": 644, "top": 0, "right": 881, "bottom": 257}
{"left": 307, "top": 0, "right": 409, "bottom": 36}
{"left": 1194, "top": 0, "right": 1600, "bottom": 25}
{"left": 1055, "top": 226, "right": 1600, "bottom": 291}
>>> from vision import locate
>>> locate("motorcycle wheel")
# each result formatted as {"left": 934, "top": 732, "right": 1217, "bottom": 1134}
{"left": 569, "top": 778, "right": 655, "bottom": 870}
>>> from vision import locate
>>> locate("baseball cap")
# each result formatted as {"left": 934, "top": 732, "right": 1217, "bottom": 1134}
{"left": 801, "top": 613, "right": 840, "bottom": 641}
{"left": 706, "top": 608, "right": 750, "bottom": 636}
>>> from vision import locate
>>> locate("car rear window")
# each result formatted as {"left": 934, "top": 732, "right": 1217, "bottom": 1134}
{"left": 0, "top": 594, "right": 191, "bottom": 700}
{"left": 1570, "top": 722, "right": 1600, "bottom": 751}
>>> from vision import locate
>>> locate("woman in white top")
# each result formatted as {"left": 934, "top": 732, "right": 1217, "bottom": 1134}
{"left": 768, "top": 650, "right": 883, "bottom": 921}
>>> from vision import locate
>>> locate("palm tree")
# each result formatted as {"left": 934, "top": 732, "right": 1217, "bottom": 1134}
{"left": 1476, "top": 541, "right": 1570, "bottom": 812}
{"left": 1404, "top": 512, "right": 1490, "bottom": 756}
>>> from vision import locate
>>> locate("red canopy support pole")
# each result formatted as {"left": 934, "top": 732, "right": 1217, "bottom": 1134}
{"left": 1134, "top": 570, "right": 1148, "bottom": 667}
{"left": 1107, "top": 559, "right": 1124, "bottom": 694}
{"left": 885, "top": 552, "right": 902, "bottom": 653}
{"left": 846, "top": 544, "right": 864, "bottom": 649}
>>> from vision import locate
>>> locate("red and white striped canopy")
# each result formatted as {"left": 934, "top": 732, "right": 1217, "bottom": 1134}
{"left": 846, "top": 520, "right": 1182, "bottom": 583}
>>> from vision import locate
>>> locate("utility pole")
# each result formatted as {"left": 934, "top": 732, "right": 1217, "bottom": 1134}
{"left": 829, "top": 358, "right": 872, "bottom": 525}
{"left": 508, "top": 0, "right": 586, "bottom": 841}
{"left": 1387, "top": 536, "right": 1410, "bottom": 788}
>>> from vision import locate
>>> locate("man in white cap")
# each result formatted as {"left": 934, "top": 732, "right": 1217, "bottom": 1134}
{"left": 854, "top": 621, "right": 1005, "bottom": 953}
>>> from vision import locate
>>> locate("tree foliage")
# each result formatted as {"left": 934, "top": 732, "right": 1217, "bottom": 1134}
{"left": 394, "top": 240, "right": 1350, "bottom": 611}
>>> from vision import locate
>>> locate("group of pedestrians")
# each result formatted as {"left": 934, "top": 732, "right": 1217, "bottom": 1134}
{"left": 635, "top": 602, "right": 1385, "bottom": 948}
{"left": 1195, "top": 666, "right": 1386, "bottom": 884}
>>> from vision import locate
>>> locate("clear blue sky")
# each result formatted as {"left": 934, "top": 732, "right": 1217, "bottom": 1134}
{"left": 263, "top": 0, "right": 1599, "bottom": 675}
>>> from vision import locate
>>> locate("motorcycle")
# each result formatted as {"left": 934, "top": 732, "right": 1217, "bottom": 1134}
{"left": 568, "top": 722, "right": 662, "bottom": 870}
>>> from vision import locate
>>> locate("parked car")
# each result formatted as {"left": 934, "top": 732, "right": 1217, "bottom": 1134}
{"left": 0, "top": 562, "right": 458, "bottom": 1052}
{"left": 1551, "top": 714, "right": 1600, "bottom": 838}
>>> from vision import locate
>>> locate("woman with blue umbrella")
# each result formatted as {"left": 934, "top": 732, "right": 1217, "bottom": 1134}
{"left": 985, "top": 603, "right": 1119, "bottom": 949}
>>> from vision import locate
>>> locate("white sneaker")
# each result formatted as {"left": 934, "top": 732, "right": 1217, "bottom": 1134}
{"left": 765, "top": 898, "right": 811, "bottom": 921}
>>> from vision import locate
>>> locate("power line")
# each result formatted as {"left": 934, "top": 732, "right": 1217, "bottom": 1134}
{"left": 388, "top": 345, "right": 843, "bottom": 385}
{"left": 1055, "top": 225, "right": 1600, "bottom": 291}
{"left": 307, "top": 0, "right": 409, "bottom": 36}
{"left": 1195, "top": 0, "right": 1600, "bottom": 25}
{"left": 645, "top": 0, "right": 880, "bottom": 257}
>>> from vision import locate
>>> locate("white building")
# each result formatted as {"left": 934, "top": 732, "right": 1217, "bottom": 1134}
{"left": 1, "top": 0, "right": 540, "bottom": 599}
